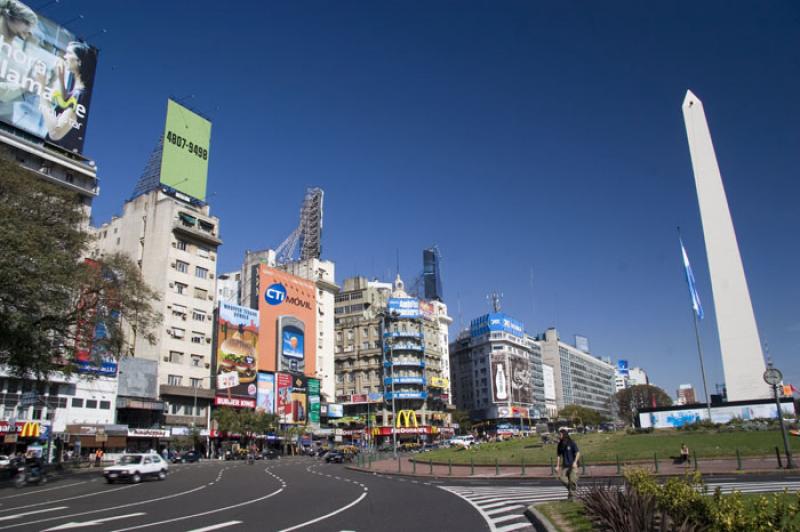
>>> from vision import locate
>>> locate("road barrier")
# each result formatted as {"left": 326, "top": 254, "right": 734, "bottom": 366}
{"left": 654, "top": 452, "right": 659, "bottom": 474}
{"left": 776, "top": 446, "right": 783, "bottom": 469}
{"left": 616, "top": 455, "right": 621, "bottom": 475}
{"left": 448, "top": 458, "right": 452, "bottom": 476}
{"left": 736, "top": 449, "right": 742, "bottom": 471}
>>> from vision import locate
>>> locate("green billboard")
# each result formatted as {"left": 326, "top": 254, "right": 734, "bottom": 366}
{"left": 160, "top": 99, "right": 211, "bottom": 201}
{"left": 308, "top": 378, "right": 320, "bottom": 425}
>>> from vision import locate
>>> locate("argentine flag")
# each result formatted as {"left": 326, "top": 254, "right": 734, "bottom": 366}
{"left": 680, "top": 238, "right": 704, "bottom": 320}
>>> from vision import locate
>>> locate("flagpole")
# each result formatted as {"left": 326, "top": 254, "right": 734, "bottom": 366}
{"left": 691, "top": 307, "right": 713, "bottom": 421}
{"left": 678, "top": 227, "right": 713, "bottom": 422}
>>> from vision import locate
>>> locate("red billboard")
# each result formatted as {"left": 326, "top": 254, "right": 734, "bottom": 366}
{"left": 276, "top": 372, "right": 293, "bottom": 423}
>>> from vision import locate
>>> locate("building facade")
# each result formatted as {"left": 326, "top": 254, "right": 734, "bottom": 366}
{"left": 93, "top": 189, "right": 220, "bottom": 434}
{"left": 539, "top": 328, "right": 615, "bottom": 416}
{"left": 676, "top": 384, "right": 697, "bottom": 405}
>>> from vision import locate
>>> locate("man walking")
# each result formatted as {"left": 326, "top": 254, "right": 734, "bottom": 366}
{"left": 555, "top": 428, "right": 581, "bottom": 500}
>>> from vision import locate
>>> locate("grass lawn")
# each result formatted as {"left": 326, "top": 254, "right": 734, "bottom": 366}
{"left": 422, "top": 430, "right": 791, "bottom": 465}
{"left": 536, "top": 501, "right": 593, "bottom": 532}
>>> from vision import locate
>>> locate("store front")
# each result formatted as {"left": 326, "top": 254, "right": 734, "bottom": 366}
{"left": 126, "top": 428, "right": 170, "bottom": 453}
{"left": 0, "top": 421, "right": 48, "bottom": 455}
{"left": 64, "top": 424, "right": 127, "bottom": 457}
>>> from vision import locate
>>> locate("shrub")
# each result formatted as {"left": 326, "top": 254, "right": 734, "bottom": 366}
{"left": 626, "top": 427, "right": 654, "bottom": 435}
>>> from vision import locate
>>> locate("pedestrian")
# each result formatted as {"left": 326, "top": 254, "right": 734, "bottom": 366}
{"left": 680, "top": 443, "right": 690, "bottom": 464}
{"left": 94, "top": 448, "right": 103, "bottom": 467}
{"left": 555, "top": 428, "right": 581, "bottom": 501}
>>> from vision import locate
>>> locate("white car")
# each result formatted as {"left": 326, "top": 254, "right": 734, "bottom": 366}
{"left": 449, "top": 435, "right": 476, "bottom": 449}
{"left": 103, "top": 453, "right": 168, "bottom": 484}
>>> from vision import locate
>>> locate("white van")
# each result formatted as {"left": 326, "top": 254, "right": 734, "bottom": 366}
{"left": 449, "top": 435, "right": 476, "bottom": 448}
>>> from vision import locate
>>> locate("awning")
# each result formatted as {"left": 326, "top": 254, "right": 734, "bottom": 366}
{"left": 179, "top": 212, "right": 196, "bottom": 226}
{"left": 198, "top": 220, "right": 214, "bottom": 231}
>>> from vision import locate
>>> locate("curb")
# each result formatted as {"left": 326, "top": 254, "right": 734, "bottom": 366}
{"left": 524, "top": 503, "right": 558, "bottom": 532}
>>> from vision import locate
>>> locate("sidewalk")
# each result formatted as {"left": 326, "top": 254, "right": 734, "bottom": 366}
{"left": 349, "top": 455, "right": 792, "bottom": 479}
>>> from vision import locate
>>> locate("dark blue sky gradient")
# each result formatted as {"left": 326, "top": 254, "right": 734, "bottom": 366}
{"left": 59, "top": 1, "right": 799, "bottom": 397}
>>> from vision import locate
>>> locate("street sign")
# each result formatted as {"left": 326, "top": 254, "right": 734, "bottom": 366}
{"left": 764, "top": 367, "right": 783, "bottom": 386}
{"left": 20, "top": 392, "right": 39, "bottom": 408}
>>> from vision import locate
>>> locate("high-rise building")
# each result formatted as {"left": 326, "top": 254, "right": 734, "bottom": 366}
{"left": 215, "top": 271, "right": 240, "bottom": 306}
{"left": 334, "top": 275, "right": 453, "bottom": 439}
{"left": 93, "top": 190, "right": 221, "bottom": 434}
{"left": 614, "top": 362, "right": 649, "bottom": 392}
{"left": 682, "top": 91, "right": 770, "bottom": 401}
{"left": 542, "top": 363, "right": 558, "bottom": 418}
{"left": 676, "top": 384, "right": 697, "bottom": 405}
{"left": 422, "top": 247, "right": 444, "bottom": 302}
{"left": 539, "top": 328, "right": 615, "bottom": 416}
{"left": 449, "top": 313, "right": 546, "bottom": 429}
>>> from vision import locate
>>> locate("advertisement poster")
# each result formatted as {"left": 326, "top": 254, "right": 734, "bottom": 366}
{"left": 327, "top": 404, "right": 344, "bottom": 418}
{"left": 617, "top": 359, "right": 629, "bottom": 376}
{"left": 160, "top": 99, "right": 212, "bottom": 201}
{"left": 214, "top": 302, "right": 258, "bottom": 408}
{"left": 388, "top": 297, "right": 420, "bottom": 318}
{"left": 73, "top": 259, "right": 118, "bottom": 377}
{"left": 509, "top": 355, "right": 534, "bottom": 405}
{"left": 0, "top": 1, "right": 98, "bottom": 154}
{"left": 276, "top": 372, "right": 292, "bottom": 423}
{"left": 308, "top": 378, "right": 320, "bottom": 425}
{"left": 471, "top": 313, "right": 525, "bottom": 338}
{"left": 491, "top": 355, "right": 509, "bottom": 403}
{"left": 256, "top": 372, "right": 275, "bottom": 414}
{"left": 257, "top": 266, "right": 316, "bottom": 376}
{"left": 290, "top": 374, "right": 308, "bottom": 424}
{"left": 640, "top": 401, "right": 795, "bottom": 429}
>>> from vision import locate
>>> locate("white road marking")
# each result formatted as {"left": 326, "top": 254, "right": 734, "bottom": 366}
{"left": 0, "top": 482, "right": 85, "bottom": 500}
{"left": 109, "top": 488, "right": 284, "bottom": 531}
{"left": 0, "top": 507, "right": 68, "bottom": 522}
{"left": 184, "top": 521, "right": 243, "bottom": 532}
{"left": 277, "top": 492, "right": 368, "bottom": 532}
{"left": 0, "top": 484, "right": 139, "bottom": 514}
{"left": 41, "top": 512, "right": 146, "bottom": 531}
{"left": 0, "top": 485, "right": 205, "bottom": 530}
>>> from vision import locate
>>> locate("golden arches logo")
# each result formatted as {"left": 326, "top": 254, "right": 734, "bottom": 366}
{"left": 395, "top": 410, "right": 418, "bottom": 428}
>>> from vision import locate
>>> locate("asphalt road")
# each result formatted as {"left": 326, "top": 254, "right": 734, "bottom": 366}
{"left": 0, "top": 459, "right": 796, "bottom": 532}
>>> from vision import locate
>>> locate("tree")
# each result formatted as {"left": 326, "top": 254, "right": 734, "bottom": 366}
{"left": 451, "top": 409, "right": 473, "bottom": 435}
{"left": 559, "top": 404, "right": 606, "bottom": 427}
{"left": 0, "top": 154, "right": 160, "bottom": 377}
{"left": 212, "top": 408, "right": 279, "bottom": 445}
{"left": 615, "top": 384, "right": 673, "bottom": 424}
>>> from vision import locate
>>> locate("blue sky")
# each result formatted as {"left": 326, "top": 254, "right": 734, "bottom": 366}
{"left": 60, "top": 1, "right": 799, "bottom": 398}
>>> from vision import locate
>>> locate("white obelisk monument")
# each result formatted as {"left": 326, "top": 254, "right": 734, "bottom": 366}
{"left": 682, "top": 90, "right": 770, "bottom": 401}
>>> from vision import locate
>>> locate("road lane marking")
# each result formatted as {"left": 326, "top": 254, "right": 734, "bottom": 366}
{"left": 277, "top": 492, "right": 368, "bottom": 532}
{"left": 0, "top": 507, "right": 68, "bottom": 521}
{"left": 109, "top": 487, "right": 284, "bottom": 531}
{"left": 185, "top": 521, "right": 242, "bottom": 532}
{"left": 0, "top": 485, "right": 139, "bottom": 514}
{"left": 0, "top": 485, "right": 206, "bottom": 530}
{"left": 41, "top": 513, "right": 146, "bottom": 531}
{"left": 0, "top": 482, "right": 85, "bottom": 500}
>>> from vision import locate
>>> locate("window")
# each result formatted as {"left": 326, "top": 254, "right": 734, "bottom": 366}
{"left": 191, "top": 332, "right": 205, "bottom": 344}
{"left": 85, "top": 399, "right": 98, "bottom": 409}
{"left": 176, "top": 240, "right": 187, "bottom": 251}
{"left": 175, "top": 282, "right": 187, "bottom": 295}
{"left": 196, "top": 246, "right": 209, "bottom": 259}
{"left": 168, "top": 375, "right": 182, "bottom": 386}
{"left": 195, "top": 266, "right": 208, "bottom": 279}
{"left": 71, "top": 398, "right": 83, "bottom": 408}
{"left": 190, "top": 378, "right": 202, "bottom": 388}
{"left": 172, "top": 328, "right": 185, "bottom": 339}
{"left": 194, "top": 287, "right": 208, "bottom": 300}
{"left": 169, "top": 351, "right": 183, "bottom": 363}
{"left": 171, "top": 305, "right": 187, "bottom": 319}
{"left": 191, "top": 355, "right": 203, "bottom": 367}
{"left": 175, "top": 260, "right": 189, "bottom": 273}
{"left": 99, "top": 401, "right": 111, "bottom": 410}
{"left": 192, "top": 310, "right": 206, "bottom": 322}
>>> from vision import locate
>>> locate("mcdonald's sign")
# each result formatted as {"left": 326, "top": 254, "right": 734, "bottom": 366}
{"left": 19, "top": 422, "right": 39, "bottom": 438}
{"left": 395, "top": 409, "right": 418, "bottom": 428}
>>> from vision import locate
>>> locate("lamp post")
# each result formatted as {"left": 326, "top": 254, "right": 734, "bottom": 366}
{"left": 192, "top": 375, "right": 214, "bottom": 452}
{"left": 763, "top": 363, "right": 795, "bottom": 469}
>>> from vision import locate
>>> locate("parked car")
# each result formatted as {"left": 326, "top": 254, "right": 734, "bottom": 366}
{"left": 448, "top": 435, "right": 476, "bottom": 449}
{"left": 0, "top": 455, "right": 10, "bottom": 468}
{"left": 171, "top": 450, "right": 201, "bottom": 463}
{"left": 104, "top": 453, "right": 168, "bottom": 484}
{"left": 325, "top": 451, "right": 346, "bottom": 463}
{"left": 262, "top": 449, "right": 279, "bottom": 460}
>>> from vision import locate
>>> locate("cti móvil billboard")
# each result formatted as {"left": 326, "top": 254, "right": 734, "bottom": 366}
{"left": 214, "top": 302, "right": 258, "bottom": 408}
{"left": 0, "top": 1, "right": 98, "bottom": 154}
{"left": 257, "top": 266, "right": 316, "bottom": 377}
{"left": 159, "top": 99, "right": 211, "bottom": 201}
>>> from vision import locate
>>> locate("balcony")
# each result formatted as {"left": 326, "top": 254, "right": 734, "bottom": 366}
{"left": 384, "top": 360, "right": 425, "bottom": 368}
{"left": 173, "top": 216, "right": 222, "bottom": 246}
{"left": 159, "top": 385, "right": 215, "bottom": 400}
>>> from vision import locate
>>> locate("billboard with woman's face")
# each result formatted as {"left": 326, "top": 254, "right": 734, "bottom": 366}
{"left": 0, "top": 1, "right": 99, "bottom": 154}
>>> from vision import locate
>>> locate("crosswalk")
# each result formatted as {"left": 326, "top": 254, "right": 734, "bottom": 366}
{"left": 440, "top": 480, "right": 800, "bottom": 532}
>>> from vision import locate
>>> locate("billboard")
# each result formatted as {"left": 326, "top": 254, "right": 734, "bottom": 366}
{"left": 491, "top": 355, "right": 509, "bottom": 403}
{"left": 509, "top": 355, "right": 534, "bottom": 405}
{"left": 276, "top": 372, "right": 292, "bottom": 423}
{"left": 388, "top": 297, "right": 420, "bottom": 319}
{"left": 308, "top": 378, "right": 320, "bottom": 425}
{"left": 617, "top": 360, "right": 629, "bottom": 377}
{"left": 639, "top": 400, "right": 796, "bottom": 429}
{"left": 256, "top": 372, "right": 275, "bottom": 414}
{"left": 159, "top": 99, "right": 211, "bottom": 201}
{"left": 470, "top": 313, "right": 524, "bottom": 338}
{"left": 0, "top": 2, "right": 98, "bottom": 154}
{"left": 276, "top": 372, "right": 308, "bottom": 424}
{"left": 327, "top": 404, "right": 343, "bottom": 418}
{"left": 429, "top": 376, "right": 449, "bottom": 388}
{"left": 214, "top": 302, "right": 258, "bottom": 408}
{"left": 542, "top": 364, "right": 556, "bottom": 401}
{"left": 257, "top": 266, "right": 316, "bottom": 377}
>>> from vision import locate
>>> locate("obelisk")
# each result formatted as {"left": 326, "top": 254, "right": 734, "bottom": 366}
{"left": 682, "top": 90, "right": 770, "bottom": 401}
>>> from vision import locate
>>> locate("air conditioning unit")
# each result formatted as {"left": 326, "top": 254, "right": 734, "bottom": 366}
{"left": 208, "top": 296, "right": 213, "bottom": 301}
{"left": 170, "top": 263, "right": 176, "bottom": 268}
{"left": 205, "top": 363, "right": 211, "bottom": 369}
{"left": 209, "top": 273, "right": 214, "bottom": 279}
{"left": 183, "top": 316, "right": 187, "bottom": 321}
{"left": 163, "top": 356, "right": 169, "bottom": 362}
{"left": 206, "top": 338, "right": 211, "bottom": 344}
{"left": 168, "top": 282, "right": 174, "bottom": 288}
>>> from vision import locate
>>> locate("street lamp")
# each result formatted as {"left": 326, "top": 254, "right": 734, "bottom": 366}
{"left": 192, "top": 375, "right": 214, "bottom": 451}
{"left": 763, "top": 363, "right": 794, "bottom": 469}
